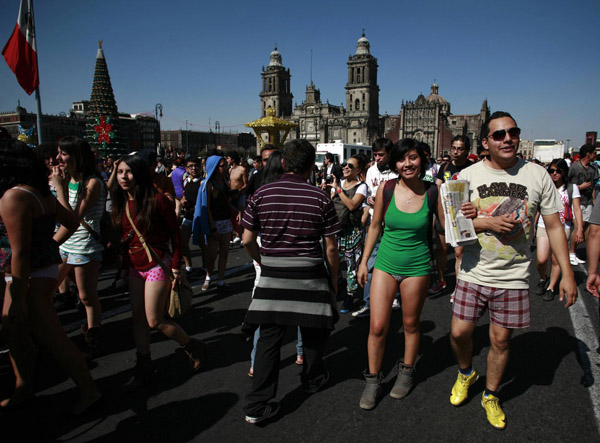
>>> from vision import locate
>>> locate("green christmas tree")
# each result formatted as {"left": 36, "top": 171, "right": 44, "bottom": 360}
{"left": 85, "top": 40, "right": 125, "bottom": 156}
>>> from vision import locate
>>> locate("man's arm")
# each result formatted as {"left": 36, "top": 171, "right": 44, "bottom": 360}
{"left": 542, "top": 212, "right": 578, "bottom": 307}
{"left": 586, "top": 223, "right": 600, "bottom": 296}
{"left": 242, "top": 228, "right": 260, "bottom": 264}
{"left": 324, "top": 235, "right": 339, "bottom": 296}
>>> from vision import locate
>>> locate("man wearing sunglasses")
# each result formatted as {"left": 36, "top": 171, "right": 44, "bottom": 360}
{"left": 449, "top": 111, "right": 577, "bottom": 430}
{"left": 433, "top": 135, "right": 474, "bottom": 295}
{"left": 567, "top": 144, "right": 598, "bottom": 265}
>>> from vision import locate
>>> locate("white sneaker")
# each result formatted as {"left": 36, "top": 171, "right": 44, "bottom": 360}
{"left": 352, "top": 305, "right": 370, "bottom": 318}
{"left": 392, "top": 299, "right": 401, "bottom": 311}
{"left": 576, "top": 256, "right": 586, "bottom": 264}
{"left": 569, "top": 255, "right": 579, "bottom": 266}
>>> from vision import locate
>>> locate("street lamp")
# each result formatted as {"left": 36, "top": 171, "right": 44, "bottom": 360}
{"left": 185, "top": 119, "right": 189, "bottom": 153}
{"left": 155, "top": 103, "right": 163, "bottom": 120}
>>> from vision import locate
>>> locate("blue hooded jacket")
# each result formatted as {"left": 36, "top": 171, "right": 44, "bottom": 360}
{"left": 192, "top": 155, "right": 222, "bottom": 245}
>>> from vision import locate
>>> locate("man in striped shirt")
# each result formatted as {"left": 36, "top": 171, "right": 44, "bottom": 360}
{"left": 241, "top": 139, "right": 341, "bottom": 424}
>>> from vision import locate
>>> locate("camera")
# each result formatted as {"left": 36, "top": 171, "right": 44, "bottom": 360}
{"left": 325, "top": 174, "right": 333, "bottom": 184}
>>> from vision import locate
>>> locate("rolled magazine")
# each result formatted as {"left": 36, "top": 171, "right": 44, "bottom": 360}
{"left": 440, "top": 180, "right": 477, "bottom": 247}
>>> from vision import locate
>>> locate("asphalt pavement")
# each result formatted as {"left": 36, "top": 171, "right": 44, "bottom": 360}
{"left": 1, "top": 242, "right": 599, "bottom": 442}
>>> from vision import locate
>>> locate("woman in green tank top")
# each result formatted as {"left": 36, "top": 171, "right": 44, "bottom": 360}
{"left": 356, "top": 139, "right": 444, "bottom": 410}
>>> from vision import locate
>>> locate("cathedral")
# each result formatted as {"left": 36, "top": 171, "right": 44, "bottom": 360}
{"left": 258, "top": 33, "right": 489, "bottom": 157}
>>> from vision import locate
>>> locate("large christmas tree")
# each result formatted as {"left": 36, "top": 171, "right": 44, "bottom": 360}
{"left": 85, "top": 40, "right": 125, "bottom": 156}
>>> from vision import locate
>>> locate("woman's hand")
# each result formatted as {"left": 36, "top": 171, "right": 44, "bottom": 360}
{"left": 171, "top": 271, "right": 182, "bottom": 289}
{"left": 50, "top": 165, "right": 68, "bottom": 190}
{"left": 357, "top": 262, "right": 369, "bottom": 288}
{"left": 7, "top": 294, "right": 27, "bottom": 325}
{"left": 575, "top": 228, "right": 584, "bottom": 245}
{"left": 331, "top": 174, "right": 340, "bottom": 191}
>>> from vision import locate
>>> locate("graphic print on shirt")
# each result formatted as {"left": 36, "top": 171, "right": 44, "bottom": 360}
{"left": 475, "top": 181, "right": 530, "bottom": 261}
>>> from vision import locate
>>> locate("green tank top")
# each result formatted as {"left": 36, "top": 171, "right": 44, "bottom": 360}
{"left": 374, "top": 191, "right": 430, "bottom": 276}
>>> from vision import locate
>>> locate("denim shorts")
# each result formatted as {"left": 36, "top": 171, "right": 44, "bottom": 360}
{"left": 60, "top": 250, "right": 103, "bottom": 265}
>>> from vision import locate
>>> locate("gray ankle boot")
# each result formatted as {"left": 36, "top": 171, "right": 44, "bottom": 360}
{"left": 359, "top": 370, "right": 382, "bottom": 410}
{"left": 390, "top": 361, "right": 415, "bottom": 399}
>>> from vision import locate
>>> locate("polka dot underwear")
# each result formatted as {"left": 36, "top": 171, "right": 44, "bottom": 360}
{"left": 130, "top": 256, "right": 172, "bottom": 282}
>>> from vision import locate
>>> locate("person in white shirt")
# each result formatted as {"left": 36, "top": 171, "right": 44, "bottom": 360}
{"left": 351, "top": 138, "right": 398, "bottom": 318}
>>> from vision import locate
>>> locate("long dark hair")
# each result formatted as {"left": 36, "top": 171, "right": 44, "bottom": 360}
{"left": 548, "top": 158, "right": 570, "bottom": 187}
{"left": 260, "top": 150, "right": 284, "bottom": 187}
{"left": 58, "top": 136, "right": 101, "bottom": 202}
{"left": 111, "top": 154, "right": 156, "bottom": 233}
{"left": 389, "top": 138, "right": 427, "bottom": 179}
{"left": 0, "top": 138, "right": 50, "bottom": 198}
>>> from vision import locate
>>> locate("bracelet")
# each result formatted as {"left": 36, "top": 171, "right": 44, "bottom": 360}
{"left": 337, "top": 188, "right": 342, "bottom": 194}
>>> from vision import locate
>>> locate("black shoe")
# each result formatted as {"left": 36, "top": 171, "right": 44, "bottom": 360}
{"left": 535, "top": 279, "right": 547, "bottom": 296}
{"left": 245, "top": 402, "right": 280, "bottom": 424}
{"left": 217, "top": 283, "right": 231, "bottom": 294}
{"left": 543, "top": 289, "right": 555, "bottom": 301}
{"left": 303, "top": 371, "right": 330, "bottom": 394}
{"left": 54, "top": 291, "right": 77, "bottom": 310}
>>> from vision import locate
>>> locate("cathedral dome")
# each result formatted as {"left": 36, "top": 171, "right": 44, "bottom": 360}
{"left": 425, "top": 83, "right": 447, "bottom": 104}
{"left": 268, "top": 46, "right": 282, "bottom": 67}
{"left": 355, "top": 32, "right": 370, "bottom": 55}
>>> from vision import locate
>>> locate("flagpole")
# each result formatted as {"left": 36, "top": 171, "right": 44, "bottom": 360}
{"left": 31, "top": 0, "right": 42, "bottom": 144}
{"left": 35, "top": 86, "right": 43, "bottom": 144}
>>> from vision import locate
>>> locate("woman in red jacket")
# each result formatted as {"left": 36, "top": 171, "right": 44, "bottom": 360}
{"left": 112, "top": 154, "right": 205, "bottom": 389}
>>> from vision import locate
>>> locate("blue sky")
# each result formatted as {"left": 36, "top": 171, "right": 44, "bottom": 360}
{"left": 1, "top": 0, "right": 599, "bottom": 148}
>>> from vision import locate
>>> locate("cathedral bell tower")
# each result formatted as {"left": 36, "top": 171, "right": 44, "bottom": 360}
{"left": 345, "top": 32, "right": 379, "bottom": 143}
{"left": 260, "top": 46, "right": 293, "bottom": 118}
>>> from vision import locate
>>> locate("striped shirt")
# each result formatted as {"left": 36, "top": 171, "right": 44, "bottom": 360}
{"left": 241, "top": 173, "right": 340, "bottom": 257}
{"left": 59, "top": 177, "right": 106, "bottom": 254}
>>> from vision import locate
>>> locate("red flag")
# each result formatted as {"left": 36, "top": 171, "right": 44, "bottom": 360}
{"left": 2, "top": 0, "right": 39, "bottom": 95}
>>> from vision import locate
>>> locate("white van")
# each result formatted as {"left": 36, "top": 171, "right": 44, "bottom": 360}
{"left": 315, "top": 141, "right": 372, "bottom": 169}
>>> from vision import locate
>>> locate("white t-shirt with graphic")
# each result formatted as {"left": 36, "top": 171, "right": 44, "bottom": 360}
{"left": 537, "top": 183, "right": 580, "bottom": 230}
{"left": 365, "top": 165, "right": 398, "bottom": 216}
{"left": 458, "top": 159, "right": 562, "bottom": 289}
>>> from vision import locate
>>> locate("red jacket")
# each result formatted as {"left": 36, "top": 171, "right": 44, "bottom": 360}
{"left": 121, "top": 192, "right": 182, "bottom": 271}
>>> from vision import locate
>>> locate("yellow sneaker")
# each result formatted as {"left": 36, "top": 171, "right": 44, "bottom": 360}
{"left": 450, "top": 368, "right": 479, "bottom": 406}
{"left": 481, "top": 393, "right": 506, "bottom": 430}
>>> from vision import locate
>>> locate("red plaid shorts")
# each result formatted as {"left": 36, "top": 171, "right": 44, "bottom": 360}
{"left": 452, "top": 279, "right": 530, "bottom": 329}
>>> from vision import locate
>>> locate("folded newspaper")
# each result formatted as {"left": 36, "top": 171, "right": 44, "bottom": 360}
{"left": 440, "top": 180, "right": 477, "bottom": 247}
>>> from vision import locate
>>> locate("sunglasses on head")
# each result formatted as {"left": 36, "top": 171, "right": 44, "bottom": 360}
{"left": 548, "top": 168, "right": 563, "bottom": 174}
{"left": 341, "top": 162, "right": 355, "bottom": 169}
{"left": 487, "top": 127, "right": 521, "bottom": 142}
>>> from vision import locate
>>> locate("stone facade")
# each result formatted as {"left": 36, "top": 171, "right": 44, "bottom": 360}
{"left": 260, "top": 33, "right": 381, "bottom": 146}
{"left": 259, "top": 46, "right": 293, "bottom": 119}
{"left": 160, "top": 130, "right": 255, "bottom": 156}
{"left": 0, "top": 104, "right": 85, "bottom": 143}
{"left": 392, "top": 84, "right": 490, "bottom": 158}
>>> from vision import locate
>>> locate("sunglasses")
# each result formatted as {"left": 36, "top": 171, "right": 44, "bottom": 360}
{"left": 341, "top": 162, "right": 355, "bottom": 169}
{"left": 487, "top": 127, "right": 521, "bottom": 141}
{"left": 548, "top": 168, "right": 563, "bottom": 174}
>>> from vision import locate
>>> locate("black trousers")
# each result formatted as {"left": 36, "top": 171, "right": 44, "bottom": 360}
{"left": 244, "top": 323, "right": 330, "bottom": 416}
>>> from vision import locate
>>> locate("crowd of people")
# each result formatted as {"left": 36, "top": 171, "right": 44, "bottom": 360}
{"left": 0, "top": 111, "right": 599, "bottom": 430}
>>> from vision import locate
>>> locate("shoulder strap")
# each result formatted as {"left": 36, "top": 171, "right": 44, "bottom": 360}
{"left": 566, "top": 183, "right": 573, "bottom": 204}
{"left": 425, "top": 181, "right": 438, "bottom": 215}
{"left": 382, "top": 179, "right": 396, "bottom": 214}
{"left": 12, "top": 186, "right": 45, "bottom": 213}
{"left": 125, "top": 202, "right": 172, "bottom": 280}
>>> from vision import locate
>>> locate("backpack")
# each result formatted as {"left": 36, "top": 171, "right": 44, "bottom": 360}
{"left": 332, "top": 182, "right": 364, "bottom": 229}
{"left": 381, "top": 179, "right": 439, "bottom": 256}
